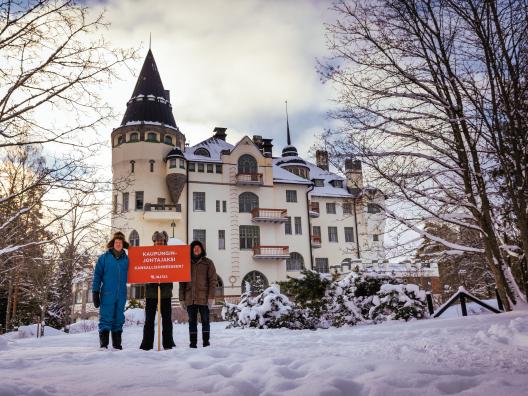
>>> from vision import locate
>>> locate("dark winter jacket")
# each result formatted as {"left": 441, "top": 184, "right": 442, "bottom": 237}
{"left": 179, "top": 240, "right": 217, "bottom": 305}
{"left": 145, "top": 282, "right": 173, "bottom": 299}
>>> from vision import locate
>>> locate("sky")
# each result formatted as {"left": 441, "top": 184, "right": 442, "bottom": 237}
{"left": 92, "top": 0, "right": 338, "bottom": 162}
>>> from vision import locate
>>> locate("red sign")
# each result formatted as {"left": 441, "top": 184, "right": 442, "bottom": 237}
{"left": 127, "top": 245, "right": 191, "bottom": 284}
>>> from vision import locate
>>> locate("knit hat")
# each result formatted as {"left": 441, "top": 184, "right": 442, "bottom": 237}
{"left": 106, "top": 231, "right": 130, "bottom": 249}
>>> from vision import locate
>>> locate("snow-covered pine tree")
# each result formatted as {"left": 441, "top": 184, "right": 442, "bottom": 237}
{"left": 323, "top": 273, "right": 363, "bottom": 327}
{"left": 370, "top": 284, "right": 428, "bottom": 322}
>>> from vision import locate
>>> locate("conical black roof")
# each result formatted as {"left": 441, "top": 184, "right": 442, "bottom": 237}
{"left": 120, "top": 50, "right": 177, "bottom": 128}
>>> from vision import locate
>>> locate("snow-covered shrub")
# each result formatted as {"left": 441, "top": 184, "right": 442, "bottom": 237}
{"left": 323, "top": 274, "right": 363, "bottom": 327}
{"left": 370, "top": 284, "right": 427, "bottom": 322}
{"left": 68, "top": 320, "right": 98, "bottom": 334}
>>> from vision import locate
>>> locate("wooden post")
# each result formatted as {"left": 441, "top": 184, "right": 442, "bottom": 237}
{"left": 460, "top": 294, "right": 468, "bottom": 316}
{"left": 426, "top": 292, "right": 434, "bottom": 315}
{"left": 157, "top": 284, "right": 161, "bottom": 351}
{"left": 495, "top": 288, "right": 504, "bottom": 311}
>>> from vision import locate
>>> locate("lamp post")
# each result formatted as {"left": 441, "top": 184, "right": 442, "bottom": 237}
{"left": 171, "top": 221, "right": 175, "bottom": 238}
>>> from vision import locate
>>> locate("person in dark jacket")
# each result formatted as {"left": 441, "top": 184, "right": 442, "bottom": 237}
{"left": 179, "top": 240, "right": 217, "bottom": 348}
{"left": 140, "top": 231, "right": 176, "bottom": 350}
{"left": 92, "top": 231, "right": 129, "bottom": 349}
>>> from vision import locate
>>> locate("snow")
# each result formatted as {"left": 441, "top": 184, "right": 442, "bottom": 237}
{"left": 1, "top": 312, "right": 528, "bottom": 395}
{"left": 272, "top": 164, "right": 312, "bottom": 185}
{"left": 69, "top": 320, "right": 98, "bottom": 334}
{"left": 184, "top": 137, "right": 234, "bottom": 162}
{"left": 3, "top": 324, "right": 63, "bottom": 340}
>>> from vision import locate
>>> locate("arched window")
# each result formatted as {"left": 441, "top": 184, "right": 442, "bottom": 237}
{"left": 164, "top": 135, "right": 173, "bottom": 145}
{"left": 286, "top": 252, "right": 304, "bottom": 271}
{"left": 147, "top": 132, "right": 157, "bottom": 142}
{"left": 241, "top": 271, "right": 268, "bottom": 295}
{"left": 117, "top": 135, "right": 124, "bottom": 145}
{"left": 238, "top": 154, "right": 257, "bottom": 174}
{"left": 129, "top": 132, "right": 139, "bottom": 142}
{"left": 130, "top": 160, "right": 135, "bottom": 173}
{"left": 129, "top": 230, "right": 140, "bottom": 247}
{"left": 239, "top": 192, "right": 259, "bottom": 213}
{"left": 194, "top": 147, "right": 210, "bottom": 157}
{"left": 216, "top": 276, "right": 224, "bottom": 297}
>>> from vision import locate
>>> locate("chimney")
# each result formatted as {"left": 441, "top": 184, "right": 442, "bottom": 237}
{"left": 164, "top": 90, "right": 170, "bottom": 102}
{"left": 316, "top": 150, "right": 329, "bottom": 171}
{"left": 345, "top": 158, "right": 363, "bottom": 189}
{"left": 262, "top": 138, "right": 273, "bottom": 157}
{"left": 213, "top": 127, "right": 227, "bottom": 141}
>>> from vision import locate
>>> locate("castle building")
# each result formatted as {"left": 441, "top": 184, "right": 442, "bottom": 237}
{"left": 71, "top": 49, "right": 386, "bottom": 317}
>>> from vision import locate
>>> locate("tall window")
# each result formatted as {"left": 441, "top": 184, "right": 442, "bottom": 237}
{"left": 345, "top": 227, "right": 355, "bottom": 243}
{"left": 117, "top": 135, "right": 124, "bottom": 145}
{"left": 216, "top": 200, "right": 220, "bottom": 212}
{"left": 222, "top": 201, "right": 227, "bottom": 212}
{"left": 218, "top": 230, "right": 225, "bottom": 250}
{"left": 285, "top": 217, "right": 292, "bottom": 235}
{"left": 179, "top": 159, "right": 185, "bottom": 169}
{"left": 164, "top": 135, "right": 173, "bottom": 145}
{"left": 129, "top": 132, "right": 139, "bottom": 142}
{"left": 135, "top": 191, "right": 144, "bottom": 210}
{"left": 149, "top": 160, "right": 155, "bottom": 172}
{"left": 122, "top": 192, "right": 129, "bottom": 212}
{"left": 312, "top": 225, "right": 321, "bottom": 237}
{"left": 343, "top": 202, "right": 352, "bottom": 214}
{"left": 147, "top": 132, "right": 157, "bottom": 142}
{"left": 112, "top": 195, "right": 117, "bottom": 214}
{"left": 130, "top": 160, "right": 135, "bottom": 173}
{"left": 189, "top": 162, "right": 195, "bottom": 172}
{"left": 373, "top": 234, "right": 379, "bottom": 242}
{"left": 239, "top": 192, "right": 259, "bottom": 213}
{"left": 328, "top": 226, "right": 338, "bottom": 242}
{"left": 286, "top": 252, "right": 304, "bottom": 272}
{"left": 193, "top": 229, "right": 206, "bottom": 249}
{"left": 294, "top": 217, "right": 302, "bottom": 235}
{"left": 216, "top": 276, "right": 224, "bottom": 297}
{"left": 129, "top": 230, "right": 140, "bottom": 246}
{"left": 193, "top": 192, "right": 206, "bottom": 211}
{"left": 207, "top": 163, "right": 214, "bottom": 173}
{"left": 238, "top": 154, "right": 257, "bottom": 174}
{"left": 239, "top": 225, "right": 260, "bottom": 249}
{"left": 286, "top": 190, "right": 297, "bottom": 203}
{"left": 169, "top": 159, "right": 177, "bottom": 168}
{"left": 215, "top": 164, "right": 222, "bottom": 173}
{"left": 315, "top": 258, "right": 329, "bottom": 273}
{"left": 197, "top": 163, "right": 204, "bottom": 172}
{"left": 326, "top": 202, "right": 336, "bottom": 214}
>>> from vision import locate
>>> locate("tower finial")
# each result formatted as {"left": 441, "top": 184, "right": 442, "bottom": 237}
{"left": 285, "top": 100, "right": 291, "bottom": 146}
{"left": 149, "top": 32, "right": 152, "bottom": 50}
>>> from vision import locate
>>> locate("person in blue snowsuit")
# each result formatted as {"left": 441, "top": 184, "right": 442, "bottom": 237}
{"left": 92, "top": 231, "right": 129, "bottom": 349}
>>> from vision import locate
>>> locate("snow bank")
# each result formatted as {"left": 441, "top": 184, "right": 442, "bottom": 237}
{"left": 0, "top": 336, "right": 8, "bottom": 351}
{"left": 125, "top": 308, "right": 145, "bottom": 326}
{"left": 69, "top": 320, "right": 98, "bottom": 334}
{"left": 4, "top": 324, "right": 63, "bottom": 339}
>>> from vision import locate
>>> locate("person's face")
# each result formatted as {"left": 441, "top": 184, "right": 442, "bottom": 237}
{"left": 154, "top": 239, "right": 164, "bottom": 246}
{"left": 193, "top": 245, "right": 202, "bottom": 256}
{"left": 114, "top": 239, "right": 124, "bottom": 252}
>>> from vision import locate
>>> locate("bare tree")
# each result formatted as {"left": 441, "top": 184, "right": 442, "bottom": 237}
{"left": 320, "top": 0, "right": 528, "bottom": 310}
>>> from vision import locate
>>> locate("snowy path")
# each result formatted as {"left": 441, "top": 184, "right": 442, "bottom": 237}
{"left": 1, "top": 311, "right": 528, "bottom": 396}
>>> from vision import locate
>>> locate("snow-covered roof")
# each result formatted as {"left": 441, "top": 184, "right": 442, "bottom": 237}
{"left": 272, "top": 165, "right": 312, "bottom": 185}
{"left": 184, "top": 137, "right": 234, "bottom": 163}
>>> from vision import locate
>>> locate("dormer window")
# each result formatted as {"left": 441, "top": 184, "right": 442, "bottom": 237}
{"left": 330, "top": 180, "right": 343, "bottom": 188}
{"left": 313, "top": 179, "right": 324, "bottom": 187}
{"left": 129, "top": 132, "right": 139, "bottom": 142}
{"left": 194, "top": 148, "right": 211, "bottom": 157}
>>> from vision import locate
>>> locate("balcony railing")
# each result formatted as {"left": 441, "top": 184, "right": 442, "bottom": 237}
{"left": 143, "top": 203, "right": 182, "bottom": 221}
{"left": 236, "top": 172, "right": 263, "bottom": 185}
{"left": 309, "top": 202, "right": 320, "bottom": 217}
{"left": 144, "top": 203, "right": 182, "bottom": 212}
{"left": 251, "top": 208, "right": 288, "bottom": 223}
{"left": 253, "top": 245, "right": 289, "bottom": 259}
{"left": 311, "top": 235, "right": 321, "bottom": 248}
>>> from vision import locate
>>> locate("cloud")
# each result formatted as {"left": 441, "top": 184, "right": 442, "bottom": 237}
{"left": 93, "top": 0, "right": 336, "bottom": 158}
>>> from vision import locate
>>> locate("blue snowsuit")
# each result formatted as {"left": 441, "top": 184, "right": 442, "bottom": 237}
{"left": 92, "top": 249, "right": 129, "bottom": 333}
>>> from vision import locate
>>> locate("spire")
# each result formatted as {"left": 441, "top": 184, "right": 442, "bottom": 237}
{"left": 281, "top": 100, "right": 298, "bottom": 157}
{"left": 120, "top": 49, "right": 177, "bottom": 128}
{"left": 285, "top": 100, "right": 291, "bottom": 146}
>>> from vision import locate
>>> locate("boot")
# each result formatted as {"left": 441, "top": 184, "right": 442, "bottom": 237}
{"left": 99, "top": 330, "right": 109, "bottom": 349}
{"left": 163, "top": 337, "right": 176, "bottom": 350}
{"left": 203, "top": 331, "right": 210, "bottom": 347}
{"left": 189, "top": 332, "right": 197, "bottom": 349}
{"left": 111, "top": 331, "right": 122, "bottom": 350}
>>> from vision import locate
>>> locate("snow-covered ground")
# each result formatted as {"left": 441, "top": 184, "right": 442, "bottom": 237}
{"left": 1, "top": 311, "right": 528, "bottom": 396}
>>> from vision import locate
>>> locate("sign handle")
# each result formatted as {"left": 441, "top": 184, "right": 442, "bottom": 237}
{"left": 157, "top": 284, "right": 161, "bottom": 351}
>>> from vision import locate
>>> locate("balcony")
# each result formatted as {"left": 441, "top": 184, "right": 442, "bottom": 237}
{"left": 251, "top": 208, "right": 288, "bottom": 223}
{"left": 236, "top": 172, "right": 263, "bottom": 185}
{"left": 253, "top": 245, "right": 289, "bottom": 259}
{"left": 143, "top": 203, "right": 182, "bottom": 221}
{"left": 309, "top": 202, "right": 320, "bottom": 218}
{"left": 311, "top": 235, "right": 321, "bottom": 248}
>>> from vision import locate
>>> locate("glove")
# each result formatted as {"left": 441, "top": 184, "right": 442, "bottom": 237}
{"left": 93, "top": 292, "right": 100, "bottom": 308}
{"left": 208, "top": 299, "right": 214, "bottom": 309}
